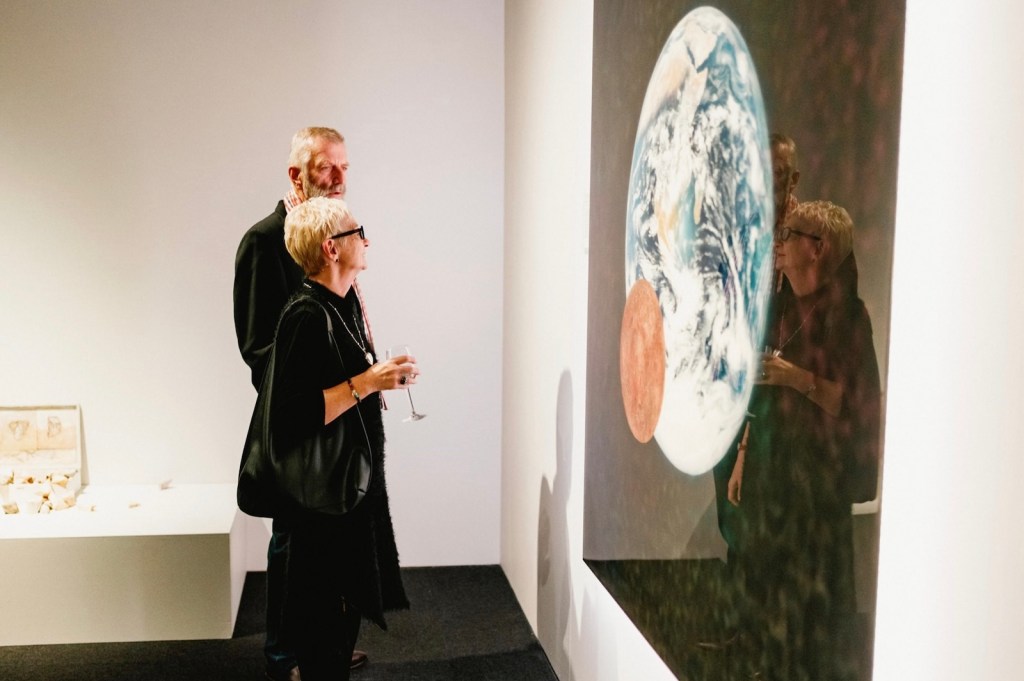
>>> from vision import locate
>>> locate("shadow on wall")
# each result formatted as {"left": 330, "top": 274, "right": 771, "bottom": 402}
{"left": 538, "top": 371, "right": 630, "bottom": 681}
{"left": 537, "top": 370, "right": 577, "bottom": 681}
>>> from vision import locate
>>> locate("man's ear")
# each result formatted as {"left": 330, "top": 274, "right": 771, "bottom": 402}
{"left": 791, "top": 169, "right": 801, "bottom": 190}
{"left": 288, "top": 166, "right": 303, "bottom": 196}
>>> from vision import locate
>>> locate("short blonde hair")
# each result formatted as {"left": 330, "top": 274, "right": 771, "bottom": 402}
{"left": 284, "top": 197, "right": 353, "bottom": 275}
{"left": 789, "top": 200, "right": 854, "bottom": 271}
{"left": 288, "top": 127, "right": 345, "bottom": 172}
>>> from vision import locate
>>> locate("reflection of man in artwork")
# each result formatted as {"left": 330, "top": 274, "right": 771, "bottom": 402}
{"left": 233, "top": 126, "right": 370, "bottom": 681}
{"left": 727, "top": 201, "right": 881, "bottom": 681}
{"left": 770, "top": 133, "right": 800, "bottom": 233}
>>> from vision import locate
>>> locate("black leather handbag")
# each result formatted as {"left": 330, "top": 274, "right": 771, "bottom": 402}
{"left": 237, "top": 296, "right": 373, "bottom": 518}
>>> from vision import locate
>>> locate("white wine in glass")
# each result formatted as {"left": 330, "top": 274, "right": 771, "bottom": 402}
{"left": 386, "top": 345, "right": 426, "bottom": 422}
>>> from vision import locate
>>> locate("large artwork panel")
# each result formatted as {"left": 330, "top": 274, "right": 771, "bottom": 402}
{"left": 583, "top": 1, "right": 904, "bottom": 679}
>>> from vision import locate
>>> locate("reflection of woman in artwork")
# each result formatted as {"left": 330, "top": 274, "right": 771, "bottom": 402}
{"left": 727, "top": 201, "right": 881, "bottom": 681}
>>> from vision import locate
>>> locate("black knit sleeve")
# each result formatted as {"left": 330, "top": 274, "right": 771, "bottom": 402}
{"left": 269, "top": 303, "right": 331, "bottom": 450}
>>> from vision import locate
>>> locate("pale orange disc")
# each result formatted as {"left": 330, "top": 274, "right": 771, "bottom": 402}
{"left": 620, "top": 279, "right": 665, "bottom": 443}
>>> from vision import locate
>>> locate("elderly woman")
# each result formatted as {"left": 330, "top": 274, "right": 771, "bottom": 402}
{"left": 727, "top": 201, "right": 881, "bottom": 681}
{"left": 270, "top": 196, "right": 413, "bottom": 681}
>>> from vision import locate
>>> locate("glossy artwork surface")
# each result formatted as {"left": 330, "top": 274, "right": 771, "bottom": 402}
{"left": 623, "top": 7, "right": 774, "bottom": 474}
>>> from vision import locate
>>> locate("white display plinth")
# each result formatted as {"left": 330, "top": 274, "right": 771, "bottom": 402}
{"left": 0, "top": 483, "right": 245, "bottom": 646}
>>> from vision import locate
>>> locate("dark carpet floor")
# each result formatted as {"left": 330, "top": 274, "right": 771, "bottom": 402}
{"left": 0, "top": 565, "right": 557, "bottom": 681}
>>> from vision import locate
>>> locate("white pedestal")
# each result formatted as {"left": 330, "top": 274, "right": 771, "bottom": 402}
{"left": 0, "top": 483, "right": 246, "bottom": 645}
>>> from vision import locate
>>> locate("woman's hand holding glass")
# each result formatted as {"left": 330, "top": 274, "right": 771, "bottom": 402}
{"left": 755, "top": 350, "right": 805, "bottom": 390}
{"left": 361, "top": 351, "right": 419, "bottom": 390}
{"left": 385, "top": 345, "right": 426, "bottom": 422}
{"left": 758, "top": 350, "right": 843, "bottom": 416}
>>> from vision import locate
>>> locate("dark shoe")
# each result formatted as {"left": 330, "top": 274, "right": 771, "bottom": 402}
{"left": 350, "top": 650, "right": 368, "bottom": 670}
{"left": 265, "top": 665, "right": 301, "bottom": 681}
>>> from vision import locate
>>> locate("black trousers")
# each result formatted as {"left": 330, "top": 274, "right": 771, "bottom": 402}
{"left": 265, "top": 523, "right": 295, "bottom": 674}
{"left": 284, "top": 524, "right": 362, "bottom": 681}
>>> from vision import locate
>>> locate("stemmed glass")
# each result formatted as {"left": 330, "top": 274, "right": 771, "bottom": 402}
{"left": 759, "top": 345, "right": 781, "bottom": 380}
{"left": 386, "top": 345, "right": 426, "bottom": 422}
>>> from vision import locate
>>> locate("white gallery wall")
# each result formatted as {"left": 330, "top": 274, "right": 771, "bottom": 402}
{"left": 502, "top": 1, "right": 1024, "bottom": 681}
{"left": 503, "top": 1, "right": 678, "bottom": 679}
{"left": 872, "top": 0, "right": 1024, "bottom": 678}
{"left": 0, "top": 0, "right": 504, "bottom": 567}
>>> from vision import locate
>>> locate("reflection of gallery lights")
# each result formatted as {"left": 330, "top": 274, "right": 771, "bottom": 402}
{"left": 620, "top": 7, "right": 774, "bottom": 475}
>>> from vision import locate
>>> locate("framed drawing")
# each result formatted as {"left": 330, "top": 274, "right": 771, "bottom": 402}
{"left": 1, "top": 405, "right": 83, "bottom": 514}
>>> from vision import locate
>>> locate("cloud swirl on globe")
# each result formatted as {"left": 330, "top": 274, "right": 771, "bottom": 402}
{"left": 621, "top": 7, "right": 774, "bottom": 475}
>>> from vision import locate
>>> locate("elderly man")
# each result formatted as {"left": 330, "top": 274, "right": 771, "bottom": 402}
{"left": 770, "top": 133, "right": 800, "bottom": 232}
{"left": 233, "top": 126, "right": 369, "bottom": 681}
{"left": 235, "top": 126, "right": 350, "bottom": 389}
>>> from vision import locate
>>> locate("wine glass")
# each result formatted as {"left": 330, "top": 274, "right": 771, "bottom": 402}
{"left": 385, "top": 345, "right": 426, "bottom": 422}
{"left": 759, "top": 345, "right": 781, "bottom": 381}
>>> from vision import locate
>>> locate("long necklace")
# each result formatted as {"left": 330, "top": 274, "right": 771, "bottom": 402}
{"left": 305, "top": 283, "right": 374, "bottom": 365}
{"left": 777, "top": 298, "right": 819, "bottom": 353}
{"left": 331, "top": 301, "right": 374, "bottom": 366}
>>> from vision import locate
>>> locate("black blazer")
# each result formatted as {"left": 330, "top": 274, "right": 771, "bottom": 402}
{"left": 233, "top": 201, "right": 304, "bottom": 389}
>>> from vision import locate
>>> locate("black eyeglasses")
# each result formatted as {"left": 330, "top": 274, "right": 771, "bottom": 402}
{"left": 330, "top": 225, "right": 365, "bottom": 240}
{"left": 778, "top": 226, "right": 820, "bottom": 242}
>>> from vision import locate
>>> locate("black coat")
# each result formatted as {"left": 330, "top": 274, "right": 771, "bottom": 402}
{"left": 271, "top": 281, "right": 409, "bottom": 629}
{"left": 233, "top": 201, "right": 304, "bottom": 389}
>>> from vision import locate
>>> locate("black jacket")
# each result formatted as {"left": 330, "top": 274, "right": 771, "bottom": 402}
{"left": 272, "top": 282, "right": 409, "bottom": 628}
{"left": 233, "top": 201, "right": 304, "bottom": 389}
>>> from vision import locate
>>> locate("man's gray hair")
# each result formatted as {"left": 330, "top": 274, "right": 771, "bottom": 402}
{"left": 770, "top": 132, "right": 798, "bottom": 170}
{"left": 288, "top": 127, "right": 345, "bottom": 171}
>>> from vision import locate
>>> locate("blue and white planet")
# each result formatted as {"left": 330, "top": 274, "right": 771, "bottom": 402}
{"left": 623, "top": 7, "right": 775, "bottom": 475}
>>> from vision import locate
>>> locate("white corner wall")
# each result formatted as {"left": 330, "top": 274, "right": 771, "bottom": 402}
{"left": 872, "top": 0, "right": 1024, "bottom": 679}
{"left": 503, "top": 1, "right": 1024, "bottom": 681}
{"left": 0, "top": 0, "right": 504, "bottom": 567}
{"left": 503, "top": 1, "right": 676, "bottom": 679}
